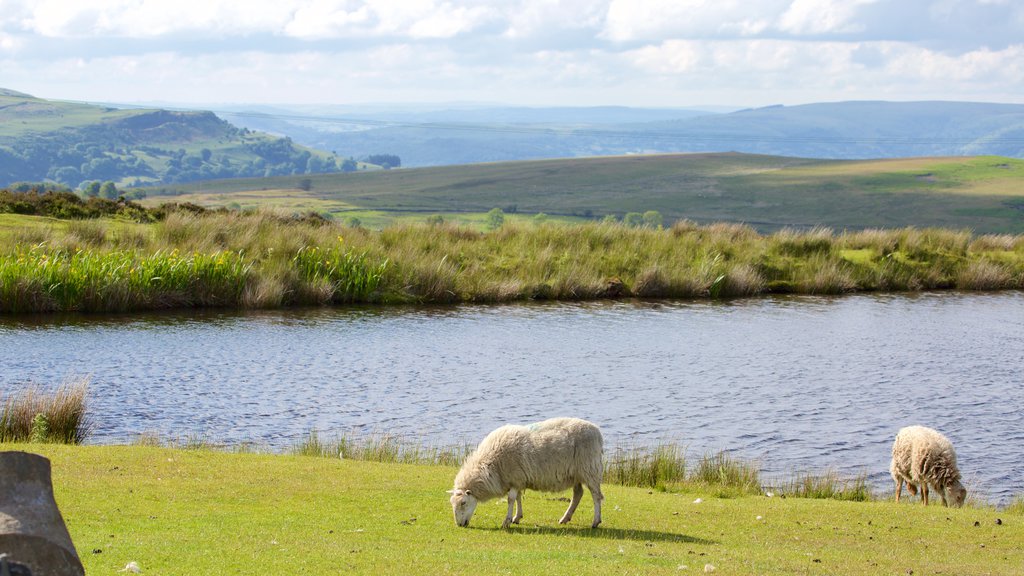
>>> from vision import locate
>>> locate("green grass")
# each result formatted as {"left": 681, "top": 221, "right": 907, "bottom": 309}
{"left": 6, "top": 444, "right": 1022, "bottom": 575}
{"left": 139, "top": 153, "right": 1024, "bottom": 233}
{"left": 2, "top": 211, "right": 1023, "bottom": 312}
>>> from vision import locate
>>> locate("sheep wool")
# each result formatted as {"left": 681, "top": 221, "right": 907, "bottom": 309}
{"left": 448, "top": 417, "right": 604, "bottom": 528}
{"left": 890, "top": 425, "right": 967, "bottom": 507}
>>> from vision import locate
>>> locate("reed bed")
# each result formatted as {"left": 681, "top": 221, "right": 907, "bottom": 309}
{"left": 0, "top": 377, "right": 91, "bottom": 443}
{"left": 3, "top": 211, "right": 1024, "bottom": 312}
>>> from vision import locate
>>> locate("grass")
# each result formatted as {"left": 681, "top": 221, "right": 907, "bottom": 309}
{"left": 2, "top": 211, "right": 1023, "bottom": 312}
{"left": 0, "top": 377, "right": 91, "bottom": 443}
{"left": 776, "top": 469, "right": 873, "bottom": 502}
{"left": 6, "top": 443, "right": 1022, "bottom": 575}
{"left": 139, "top": 153, "right": 1024, "bottom": 233}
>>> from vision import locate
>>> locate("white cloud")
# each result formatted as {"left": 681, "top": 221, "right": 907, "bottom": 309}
{"left": 602, "top": 0, "right": 786, "bottom": 42}
{"left": 1, "top": 0, "right": 1023, "bottom": 106}
{"left": 777, "top": 0, "right": 878, "bottom": 35}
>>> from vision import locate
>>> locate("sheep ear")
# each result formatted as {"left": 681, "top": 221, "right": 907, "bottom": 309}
{"left": 446, "top": 489, "right": 456, "bottom": 495}
{"left": 465, "top": 489, "right": 472, "bottom": 496}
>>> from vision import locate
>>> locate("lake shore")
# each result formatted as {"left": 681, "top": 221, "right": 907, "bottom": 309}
{"left": 5, "top": 443, "right": 1022, "bottom": 575}
{"left": 2, "top": 210, "right": 1023, "bottom": 313}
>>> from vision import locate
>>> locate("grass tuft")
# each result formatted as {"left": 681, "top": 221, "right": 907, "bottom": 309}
{"left": 0, "top": 377, "right": 91, "bottom": 443}
{"left": 778, "top": 469, "right": 873, "bottom": 501}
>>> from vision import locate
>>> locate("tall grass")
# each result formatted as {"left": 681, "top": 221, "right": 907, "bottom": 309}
{"left": 3, "top": 212, "right": 1023, "bottom": 312}
{"left": 1, "top": 377, "right": 91, "bottom": 443}
{"left": 605, "top": 444, "right": 688, "bottom": 488}
{"left": 290, "top": 430, "right": 473, "bottom": 467}
{"left": 777, "top": 469, "right": 873, "bottom": 501}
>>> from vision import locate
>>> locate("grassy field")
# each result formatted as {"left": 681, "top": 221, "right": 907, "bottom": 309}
{"left": 2, "top": 210, "right": 1023, "bottom": 312}
{"left": 6, "top": 443, "right": 1021, "bottom": 575}
{"left": 139, "top": 153, "right": 1024, "bottom": 233}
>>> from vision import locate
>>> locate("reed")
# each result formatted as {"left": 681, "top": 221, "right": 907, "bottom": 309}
{"left": 0, "top": 377, "right": 91, "bottom": 443}
{"left": 778, "top": 469, "right": 873, "bottom": 501}
{"left": 4, "top": 211, "right": 1024, "bottom": 312}
{"left": 0, "top": 246, "right": 252, "bottom": 312}
{"left": 605, "top": 444, "right": 688, "bottom": 488}
{"left": 689, "top": 451, "right": 762, "bottom": 495}
{"left": 289, "top": 430, "right": 474, "bottom": 466}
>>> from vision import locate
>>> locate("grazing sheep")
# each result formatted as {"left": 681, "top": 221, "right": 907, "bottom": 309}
{"left": 890, "top": 425, "right": 967, "bottom": 507}
{"left": 448, "top": 417, "right": 604, "bottom": 528}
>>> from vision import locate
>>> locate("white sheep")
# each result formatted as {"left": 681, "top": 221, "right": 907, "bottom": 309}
{"left": 448, "top": 417, "right": 604, "bottom": 528}
{"left": 890, "top": 425, "right": 967, "bottom": 507}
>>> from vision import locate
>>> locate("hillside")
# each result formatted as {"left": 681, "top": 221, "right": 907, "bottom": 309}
{"left": 0, "top": 89, "right": 358, "bottom": 189}
{"left": 141, "top": 152, "right": 1024, "bottom": 234}
{"left": 217, "top": 100, "right": 1024, "bottom": 167}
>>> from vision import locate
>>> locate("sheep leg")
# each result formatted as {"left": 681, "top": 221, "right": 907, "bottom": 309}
{"left": 512, "top": 491, "right": 524, "bottom": 524}
{"left": 588, "top": 483, "right": 603, "bottom": 528}
{"left": 894, "top": 478, "right": 903, "bottom": 503}
{"left": 503, "top": 489, "right": 518, "bottom": 528}
{"left": 559, "top": 483, "right": 584, "bottom": 524}
{"left": 921, "top": 483, "right": 929, "bottom": 506}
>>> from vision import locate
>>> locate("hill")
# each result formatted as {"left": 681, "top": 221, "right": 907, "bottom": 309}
{"left": 0, "top": 89, "right": 360, "bottom": 189}
{"left": 140, "top": 152, "right": 1024, "bottom": 234}
{"left": 218, "top": 101, "right": 1024, "bottom": 167}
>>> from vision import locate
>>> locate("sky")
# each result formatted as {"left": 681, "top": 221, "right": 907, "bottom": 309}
{"left": 1, "top": 0, "right": 1022, "bottom": 109}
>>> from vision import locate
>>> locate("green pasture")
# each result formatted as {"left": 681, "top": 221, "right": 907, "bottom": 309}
{"left": 7, "top": 444, "right": 1022, "bottom": 575}
{"left": 139, "top": 153, "right": 1024, "bottom": 233}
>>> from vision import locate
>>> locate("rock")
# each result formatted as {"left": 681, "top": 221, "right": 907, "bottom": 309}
{"left": 0, "top": 452, "right": 85, "bottom": 576}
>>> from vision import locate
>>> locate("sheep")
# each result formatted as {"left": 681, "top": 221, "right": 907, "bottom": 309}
{"left": 448, "top": 417, "right": 604, "bottom": 529}
{"left": 890, "top": 425, "right": 967, "bottom": 507}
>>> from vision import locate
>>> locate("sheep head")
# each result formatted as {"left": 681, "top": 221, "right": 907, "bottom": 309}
{"left": 944, "top": 480, "right": 967, "bottom": 508}
{"left": 448, "top": 488, "right": 478, "bottom": 527}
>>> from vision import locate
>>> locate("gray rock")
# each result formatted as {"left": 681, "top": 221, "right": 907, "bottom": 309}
{"left": 0, "top": 452, "right": 84, "bottom": 576}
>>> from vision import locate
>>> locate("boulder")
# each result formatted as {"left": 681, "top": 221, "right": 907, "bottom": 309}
{"left": 0, "top": 452, "right": 84, "bottom": 576}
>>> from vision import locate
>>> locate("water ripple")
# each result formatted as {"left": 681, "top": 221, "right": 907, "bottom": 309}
{"left": 2, "top": 292, "right": 1024, "bottom": 502}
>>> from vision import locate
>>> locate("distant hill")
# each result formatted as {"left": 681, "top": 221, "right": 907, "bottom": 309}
{"left": 219, "top": 100, "right": 1024, "bottom": 167}
{"left": 141, "top": 152, "right": 1024, "bottom": 234}
{"left": 0, "top": 89, "right": 360, "bottom": 189}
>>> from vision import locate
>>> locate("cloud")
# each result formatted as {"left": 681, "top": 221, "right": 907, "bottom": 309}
{"left": 777, "top": 0, "right": 878, "bottom": 35}
{"left": 1, "top": 0, "right": 1022, "bottom": 106}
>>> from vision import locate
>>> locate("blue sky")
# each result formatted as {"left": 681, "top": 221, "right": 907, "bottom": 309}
{"left": 1, "top": 0, "right": 1022, "bottom": 108}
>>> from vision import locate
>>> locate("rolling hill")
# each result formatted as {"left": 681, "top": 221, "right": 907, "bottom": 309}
{"left": 218, "top": 100, "right": 1024, "bottom": 167}
{"left": 140, "top": 152, "right": 1024, "bottom": 234}
{"left": 0, "top": 88, "right": 359, "bottom": 189}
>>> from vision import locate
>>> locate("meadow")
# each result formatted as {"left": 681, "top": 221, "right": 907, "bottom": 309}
{"left": 140, "top": 153, "right": 1024, "bottom": 234}
{"left": 6, "top": 442, "right": 1021, "bottom": 575}
{"left": 2, "top": 207, "right": 1023, "bottom": 313}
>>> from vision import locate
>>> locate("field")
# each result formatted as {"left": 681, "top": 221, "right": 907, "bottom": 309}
{"left": 141, "top": 153, "right": 1024, "bottom": 233}
{"left": 7, "top": 443, "right": 1021, "bottom": 575}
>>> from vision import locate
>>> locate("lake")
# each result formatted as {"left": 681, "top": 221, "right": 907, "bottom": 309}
{"left": 2, "top": 291, "right": 1022, "bottom": 503}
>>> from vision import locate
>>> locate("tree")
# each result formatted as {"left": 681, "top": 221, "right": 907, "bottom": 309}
{"left": 365, "top": 154, "right": 401, "bottom": 169}
{"left": 100, "top": 181, "right": 119, "bottom": 200}
{"left": 485, "top": 207, "right": 505, "bottom": 230}
{"left": 643, "top": 210, "right": 664, "bottom": 229}
{"left": 297, "top": 178, "right": 313, "bottom": 192}
{"left": 623, "top": 212, "right": 644, "bottom": 227}
{"left": 83, "top": 181, "right": 101, "bottom": 198}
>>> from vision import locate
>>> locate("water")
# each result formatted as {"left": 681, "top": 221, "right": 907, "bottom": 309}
{"left": 2, "top": 292, "right": 1023, "bottom": 503}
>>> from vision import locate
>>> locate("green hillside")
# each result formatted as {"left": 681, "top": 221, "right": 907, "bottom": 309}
{"left": 141, "top": 152, "right": 1024, "bottom": 234}
{"left": 0, "top": 89, "right": 360, "bottom": 189}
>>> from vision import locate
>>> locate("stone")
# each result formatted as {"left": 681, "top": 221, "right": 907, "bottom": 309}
{"left": 0, "top": 452, "right": 84, "bottom": 576}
